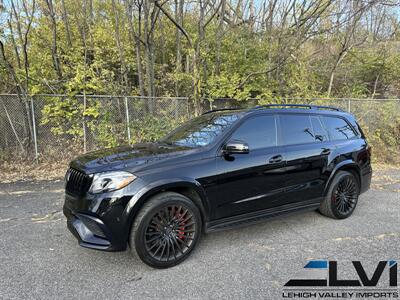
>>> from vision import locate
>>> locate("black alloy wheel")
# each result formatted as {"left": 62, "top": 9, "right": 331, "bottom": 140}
{"left": 332, "top": 176, "right": 358, "bottom": 215}
{"left": 145, "top": 205, "right": 196, "bottom": 262}
{"left": 130, "top": 192, "right": 202, "bottom": 268}
{"left": 319, "top": 171, "right": 360, "bottom": 219}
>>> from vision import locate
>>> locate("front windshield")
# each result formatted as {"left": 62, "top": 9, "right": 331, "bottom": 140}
{"left": 160, "top": 112, "right": 241, "bottom": 148}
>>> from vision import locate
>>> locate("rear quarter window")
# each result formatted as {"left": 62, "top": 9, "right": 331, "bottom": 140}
{"left": 322, "top": 116, "right": 357, "bottom": 141}
{"left": 310, "top": 115, "right": 328, "bottom": 142}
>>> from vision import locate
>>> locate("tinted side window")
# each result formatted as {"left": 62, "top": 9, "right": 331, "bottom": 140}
{"left": 323, "top": 116, "right": 356, "bottom": 140}
{"left": 280, "top": 114, "right": 315, "bottom": 145}
{"left": 230, "top": 115, "right": 276, "bottom": 150}
{"left": 310, "top": 116, "right": 328, "bottom": 142}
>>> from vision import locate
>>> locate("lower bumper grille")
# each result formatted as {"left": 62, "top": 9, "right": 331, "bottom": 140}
{"left": 79, "top": 214, "right": 106, "bottom": 238}
{"left": 67, "top": 215, "right": 110, "bottom": 248}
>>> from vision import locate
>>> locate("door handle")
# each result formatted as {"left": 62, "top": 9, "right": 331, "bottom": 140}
{"left": 269, "top": 154, "right": 283, "bottom": 163}
{"left": 321, "top": 148, "right": 331, "bottom": 155}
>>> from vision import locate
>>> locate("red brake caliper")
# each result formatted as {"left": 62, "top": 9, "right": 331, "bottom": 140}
{"left": 176, "top": 213, "right": 185, "bottom": 240}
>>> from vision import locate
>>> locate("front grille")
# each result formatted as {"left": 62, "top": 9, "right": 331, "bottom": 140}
{"left": 65, "top": 168, "right": 93, "bottom": 196}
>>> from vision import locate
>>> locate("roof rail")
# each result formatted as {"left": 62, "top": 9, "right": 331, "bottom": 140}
{"left": 202, "top": 103, "right": 343, "bottom": 115}
{"left": 253, "top": 104, "right": 343, "bottom": 112}
{"left": 202, "top": 108, "right": 242, "bottom": 115}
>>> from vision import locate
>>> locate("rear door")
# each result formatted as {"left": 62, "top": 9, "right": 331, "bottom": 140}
{"left": 278, "top": 113, "right": 333, "bottom": 204}
{"left": 209, "top": 114, "right": 287, "bottom": 219}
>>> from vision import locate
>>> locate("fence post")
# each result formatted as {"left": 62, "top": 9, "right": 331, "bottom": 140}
{"left": 30, "top": 97, "right": 39, "bottom": 162}
{"left": 83, "top": 93, "right": 87, "bottom": 153}
{"left": 347, "top": 99, "right": 351, "bottom": 113}
{"left": 124, "top": 96, "right": 131, "bottom": 144}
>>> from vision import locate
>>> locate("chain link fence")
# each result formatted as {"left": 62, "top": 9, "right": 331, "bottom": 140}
{"left": 1, "top": 95, "right": 399, "bottom": 163}
{"left": 0, "top": 95, "right": 194, "bottom": 161}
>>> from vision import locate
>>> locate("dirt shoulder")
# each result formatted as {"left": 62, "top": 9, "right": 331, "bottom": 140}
{"left": 0, "top": 160, "right": 68, "bottom": 183}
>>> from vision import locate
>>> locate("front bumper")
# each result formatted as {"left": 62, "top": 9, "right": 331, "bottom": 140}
{"left": 63, "top": 188, "right": 137, "bottom": 251}
{"left": 64, "top": 206, "right": 125, "bottom": 251}
{"left": 63, "top": 169, "right": 149, "bottom": 252}
{"left": 64, "top": 208, "right": 112, "bottom": 250}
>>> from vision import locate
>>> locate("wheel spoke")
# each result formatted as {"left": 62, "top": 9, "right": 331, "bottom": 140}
{"left": 148, "top": 224, "right": 160, "bottom": 231}
{"left": 182, "top": 221, "right": 195, "bottom": 228}
{"left": 152, "top": 242, "right": 163, "bottom": 257}
{"left": 147, "top": 240, "right": 160, "bottom": 252}
{"left": 146, "top": 234, "right": 162, "bottom": 244}
{"left": 165, "top": 239, "right": 170, "bottom": 262}
{"left": 178, "top": 209, "right": 189, "bottom": 221}
{"left": 152, "top": 217, "right": 164, "bottom": 227}
{"left": 177, "top": 236, "right": 192, "bottom": 248}
{"left": 159, "top": 241, "right": 167, "bottom": 260}
{"left": 164, "top": 206, "right": 170, "bottom": 223}
{"left": 170, "top": 205, "right": 176, "bottom": 221}
{"left": 158, "top": 211, "right": 168, "bottom": 225}
{"left": 173, "top": 237, "right": 185, "bottom": 255}
{"left": 177, "top": 229, "right": 196, "bottom": 233}
{"left": 170, "top": 236, "right": 177, "bottom": 259}
{"left": 180, "top": 213, "right": 193, "bottom": 222}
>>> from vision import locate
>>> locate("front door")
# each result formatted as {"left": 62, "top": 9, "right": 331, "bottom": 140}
{"left": 207, "top": 114, "right": 287, "bottom": 220}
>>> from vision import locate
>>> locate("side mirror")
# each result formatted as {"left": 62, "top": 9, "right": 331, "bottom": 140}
{"left": 223, "top": 140, "right": 249, "bottom": 155}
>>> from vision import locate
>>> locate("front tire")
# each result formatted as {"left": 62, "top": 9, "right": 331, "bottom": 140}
{"left": 129, "top": 192, "right": 202, "bottom": 268}
{"left": 319, "top": 171, "right": 360, "bottom": 219}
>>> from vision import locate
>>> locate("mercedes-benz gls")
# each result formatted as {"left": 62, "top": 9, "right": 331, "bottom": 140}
{"left": 63, "top": 104, "right": 372, "bottom": 268}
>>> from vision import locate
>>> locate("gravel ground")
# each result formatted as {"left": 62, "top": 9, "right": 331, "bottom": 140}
{"left": 0, "top": 168, "right": 399, "bottom": 299}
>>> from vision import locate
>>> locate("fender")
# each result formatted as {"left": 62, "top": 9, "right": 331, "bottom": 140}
{"left": 323, "top": 160, "right": 361, "bottom": 196}
{"left": 122, "top": 177, "right": 210, "bottom": 234}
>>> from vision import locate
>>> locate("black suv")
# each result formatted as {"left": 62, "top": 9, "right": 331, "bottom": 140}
{"left": 63, "top": 104, "right": 372, "bottom": 268}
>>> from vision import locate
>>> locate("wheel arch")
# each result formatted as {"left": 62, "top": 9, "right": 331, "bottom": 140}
{"left": 123, "top": 178, "right": 210, "bottom": 244}
{"left": 324, "top": 160, "right": 361, "bottom": 196}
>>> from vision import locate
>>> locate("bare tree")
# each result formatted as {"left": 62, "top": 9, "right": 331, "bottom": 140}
{"left": 124, "top": 0, "right": 146, "bottom": 97}
{"left": 327, "top": 0, "right": 370, "bottom": 97}
{"left": 155, "top": 0, "right": 221, "bottom": 113}
{"left": 0, "top": 0, "right": 36, "bottom": 150}
{"left": 112, "top": 0, "right": 129, "bottom": 92}
{"left": 43, "top": 0, "right": 63, "bottom": 80}
{"left": 61, "top": 0, "right": 73, "bottom": 47}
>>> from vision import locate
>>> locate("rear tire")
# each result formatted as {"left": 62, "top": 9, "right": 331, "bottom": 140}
{"left": 319, "top": 171, "right": 360, "bottom": 219}
{"left": 129, "top": 192, "right": 202, "bottom": 268}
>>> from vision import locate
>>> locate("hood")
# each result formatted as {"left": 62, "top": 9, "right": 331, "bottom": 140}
{"left": 70, "top": 142, "right": 198, "bottom": 174}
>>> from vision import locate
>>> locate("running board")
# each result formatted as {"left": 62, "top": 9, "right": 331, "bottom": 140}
{"left": 205, "top": 200, "right": 321, "bottom": 233}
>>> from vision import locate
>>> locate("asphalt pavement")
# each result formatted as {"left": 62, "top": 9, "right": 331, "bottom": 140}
{"left": 0, "top": 169, "right": 399, "bottom": 299}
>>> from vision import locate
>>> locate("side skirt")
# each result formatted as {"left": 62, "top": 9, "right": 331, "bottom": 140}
{"left": 205, "top": 198, "right": 322, "bottom": 233}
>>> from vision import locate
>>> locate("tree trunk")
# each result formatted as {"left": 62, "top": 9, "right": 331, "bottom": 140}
{"left": 327, "top": 51, "right": 347, "bottom": 98}
{"left": 174, "top": 0, "right": 183, "bottom": 95}
{"left": 61, "top": 0, "right": 73, "bottom": 48}
{"left": 124, "top": 0, "right": 145, "bottom": 97}
{"left": 143, "top": 1, "right": 155, "bottom": 99}
{"left": 45, "top": 0, "right": 63, "bottom": 80}
{"left": 112, "top": 0, "right": 129, "bottom": 92}
{"left": 215, "top": 0, "right": 226, "bottom": 75}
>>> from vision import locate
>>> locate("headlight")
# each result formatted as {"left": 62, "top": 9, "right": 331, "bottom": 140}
{"left": 89, "top": 171, "right": 136, "bottom": 194}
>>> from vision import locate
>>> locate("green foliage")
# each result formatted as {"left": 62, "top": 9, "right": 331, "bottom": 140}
{"left": 1, "top": 0, "right": 399, "bottom": 100}
{"left": 41, "top": 97, "right": 83, "bottom": 136}
{"left": 206, "top": 72, "right": 251, "bottom": 100}
{"left": 1, "top": 0, "right": 399, "bottom": 164}
{"left": 130, "top": 115, "right": 184, "bottom": 144}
